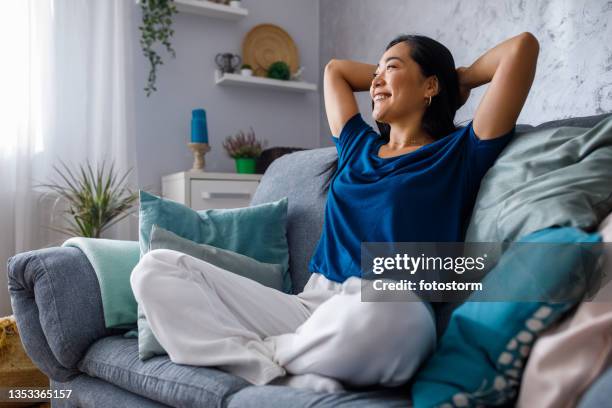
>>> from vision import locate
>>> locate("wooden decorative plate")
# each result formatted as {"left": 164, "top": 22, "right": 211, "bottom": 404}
{"left": 242, "top": 24, "right": 299, "bottom": 77}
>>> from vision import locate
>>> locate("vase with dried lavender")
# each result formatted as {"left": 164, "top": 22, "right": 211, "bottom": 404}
{"left": 222, "top": 128, "right": 266, "bottom": 174}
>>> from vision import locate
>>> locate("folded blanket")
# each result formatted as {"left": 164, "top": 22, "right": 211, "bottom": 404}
{"left": 63, "top": 238, "right": 140, "bottom": 329}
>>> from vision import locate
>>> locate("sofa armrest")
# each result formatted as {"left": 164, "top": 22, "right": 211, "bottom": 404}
{"left": 7, "top": 247, "right": 117, "bottom": 381}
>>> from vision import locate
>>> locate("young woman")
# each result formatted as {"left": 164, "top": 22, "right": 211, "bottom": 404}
{"left": 131, "top": 32, "right": 539, "bottom": 392}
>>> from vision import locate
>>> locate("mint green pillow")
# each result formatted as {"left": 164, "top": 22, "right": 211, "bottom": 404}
{"left": 150, "top": 225, "right": 285, "bottom": 290}
{"left": 137, "top": 225, "right": 286, "bottom": 360}
{"left": 138, "top": 191, "right": 291, "bottom": 293}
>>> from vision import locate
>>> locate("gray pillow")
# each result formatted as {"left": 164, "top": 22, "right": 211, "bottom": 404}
{"left": 466, "top": 114, "right": 612, "bottom": 243}
{"left": 137, "top": 225, "right": 285, "bottom": 360}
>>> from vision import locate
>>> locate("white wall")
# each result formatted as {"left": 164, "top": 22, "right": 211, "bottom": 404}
{"left": 132, "top": 0, "right": 321, "bottom": 194}
{"left": 319, "top": 0, "right": 612, "bottom": 146}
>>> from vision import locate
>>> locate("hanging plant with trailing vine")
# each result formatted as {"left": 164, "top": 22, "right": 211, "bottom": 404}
{"left": 139, "top": 0, "right": 177, "bottom": 96}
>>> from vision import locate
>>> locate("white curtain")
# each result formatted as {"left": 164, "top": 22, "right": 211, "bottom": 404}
{"left": 0, "top": 0, "right": 137, "bottom": 316}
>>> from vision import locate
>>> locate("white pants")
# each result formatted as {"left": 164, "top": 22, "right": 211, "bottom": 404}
{"left": 130, "top": 249, "right": 436, "bottom": 386}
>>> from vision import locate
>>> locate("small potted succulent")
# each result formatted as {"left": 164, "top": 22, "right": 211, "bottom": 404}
{"left": 223, "top": 128, "right": 266, "bottom": 174}
{"left": 240, "top": 63, "right": 253, "bottom": 76}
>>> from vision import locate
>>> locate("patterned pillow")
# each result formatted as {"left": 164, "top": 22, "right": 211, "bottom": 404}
{"left": 411, "top": 227, "right": 602, "bottom": 408}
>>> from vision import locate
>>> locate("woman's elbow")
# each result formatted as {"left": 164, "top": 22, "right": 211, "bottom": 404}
{"left": 325, "top": 59, "right": 340, "bottom": 74}
{"left": 518, "top": 32, "right": 540, "bottom": 55}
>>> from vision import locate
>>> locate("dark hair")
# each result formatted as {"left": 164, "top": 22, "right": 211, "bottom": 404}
{"left": 319, "top": 34, "right": 461, "bottom": 194}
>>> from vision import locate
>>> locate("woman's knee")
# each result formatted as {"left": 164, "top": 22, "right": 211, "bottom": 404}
{"left": 313, "top": 299, "right": 436, "bottom": 384}
{"left": 130, "top": 249, "right": 185, "bottom": 299}
{"left": 332, "top": 294, "right": 433, "bottom": 337}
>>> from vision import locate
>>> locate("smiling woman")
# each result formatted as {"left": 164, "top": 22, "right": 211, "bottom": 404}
{"left": 320, "top": 32, "right": 538, "bottom": 190}
{"left": 307, "top": 31, "right": 537, "bottom": 387}
{"left": 320, "top": 35, "right": 465, "bottom": 190}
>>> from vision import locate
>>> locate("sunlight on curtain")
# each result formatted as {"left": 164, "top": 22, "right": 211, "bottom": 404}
{"left": 0, "top": 1, "right": 47, "bottom": 155}
{"left": 0, "top": 0, "right": 137, "bottom": 316}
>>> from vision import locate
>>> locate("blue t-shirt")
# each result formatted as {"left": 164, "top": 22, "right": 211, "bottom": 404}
{"left": 308, "top": 113, "right": 515, "bottom": 283}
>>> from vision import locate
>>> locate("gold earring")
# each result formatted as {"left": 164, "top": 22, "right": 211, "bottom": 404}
{"left": 427, "top": 95, "right": 432, "bottom": 106}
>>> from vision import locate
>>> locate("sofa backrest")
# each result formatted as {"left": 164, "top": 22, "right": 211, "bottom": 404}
{"left": 518, "top": 112, "right": 612, "bottom": 131}
{"left": 251, "top": 147, "right": 335, "bottom": 293}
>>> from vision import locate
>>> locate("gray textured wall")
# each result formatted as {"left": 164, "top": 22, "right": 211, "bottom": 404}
{"left": 132, "top": 0, "right": 320, "bottom": 193}
{"left": 319, "top": 0, "right": 612, "bottom": 146}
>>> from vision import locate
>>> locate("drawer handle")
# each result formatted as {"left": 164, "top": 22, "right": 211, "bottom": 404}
{"left": 201, "top": 192, "right": 252, "bottom": 199}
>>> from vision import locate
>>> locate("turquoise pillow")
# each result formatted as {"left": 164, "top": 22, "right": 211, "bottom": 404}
{"left": 137, "top": 225, "right": 286, "bottom": 360}
{"left": 411, "top": 227, "right": 602, "bottom": 408}
{"left": 138, "top": 191, "right": 291, "bottom": 293}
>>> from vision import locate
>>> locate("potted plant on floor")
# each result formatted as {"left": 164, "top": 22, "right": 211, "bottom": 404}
{"left": 223, "top": 128, "right": 266, "bottom": 174}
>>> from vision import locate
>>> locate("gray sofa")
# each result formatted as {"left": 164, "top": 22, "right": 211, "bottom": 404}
{"left": 7, "top": 112, "right": 612, "bottom": 407}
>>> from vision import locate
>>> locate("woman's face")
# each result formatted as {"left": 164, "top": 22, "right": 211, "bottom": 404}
{"left": 370, "top": 42, "right": 431, "bottom": 123}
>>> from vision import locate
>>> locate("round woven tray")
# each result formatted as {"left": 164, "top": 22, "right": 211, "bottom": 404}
{"left": 242, "top": 24, "right": 299, "bottom": 77}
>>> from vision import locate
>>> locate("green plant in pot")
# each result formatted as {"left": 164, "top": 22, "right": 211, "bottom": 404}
{"left": 266, "top": 61, "right": 291, "bottom": 80}
{"left": 223, "top": 128, "right": 266, "bottom": 174}
{"left": 39, "top": 161, "right": 139, "bottom": 238}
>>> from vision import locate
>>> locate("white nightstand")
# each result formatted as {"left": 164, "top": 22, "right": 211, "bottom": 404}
{"left": 162, "top": 171, "right": 262, "bottom": 211}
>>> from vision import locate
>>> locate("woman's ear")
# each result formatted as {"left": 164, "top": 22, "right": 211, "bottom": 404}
{"left": 428, "top": 76, "right": 440, "bottom": 97}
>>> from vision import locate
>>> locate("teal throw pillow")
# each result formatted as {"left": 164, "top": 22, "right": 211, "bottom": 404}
{"left": 138, "top": 191, "right": 291, "bottom": 293}
{"left": 138, "top": 225, "right": 286, "bottom": 360}
{"left": 411, "top": 227, "right": 602, "bottom": 408}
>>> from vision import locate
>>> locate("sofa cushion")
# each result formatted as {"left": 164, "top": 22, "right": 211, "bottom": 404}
{"left": 78, "top": 335, "right": 411, "bottom": 408}
{"left": 78, "top": 336, "right": 249, "bottom": 408}
{"left": 226, "top": 384, "right": 410, "bottom": 407}
{"left": 52, "top": 375, "right": 170, "bottom": 407}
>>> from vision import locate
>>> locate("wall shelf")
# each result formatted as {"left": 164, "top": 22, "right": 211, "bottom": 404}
{"left": 215, "top": 71, "right": 317, "bottom": 93}
{"left": 174, "top": 0, "right": 248, "bottom": 20}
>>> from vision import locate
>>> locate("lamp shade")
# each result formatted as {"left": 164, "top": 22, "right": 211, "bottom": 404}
{"left": 191, "top": 109, "right": 208, "bottom": 143}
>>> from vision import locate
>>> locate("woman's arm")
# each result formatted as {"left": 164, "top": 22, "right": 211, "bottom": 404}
{"left": 457, "top": 32, "right": 540, "bottom": 140}
{"left": 324, "top": 59, "right": 377, "bottom": 137}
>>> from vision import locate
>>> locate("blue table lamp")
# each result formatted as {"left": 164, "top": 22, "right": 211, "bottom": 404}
{"left": 191, "top": 109, "right": 209, "bottom": 143}
{"left": 188, "top": 108, "right": 211, "bottom": 171}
